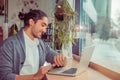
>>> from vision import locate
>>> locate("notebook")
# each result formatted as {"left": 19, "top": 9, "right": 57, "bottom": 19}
{"left": 48, "top": 45, "right": 95, "bottom": 76}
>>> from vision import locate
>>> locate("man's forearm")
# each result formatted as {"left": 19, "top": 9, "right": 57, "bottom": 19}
{"left": 15, "top": 75, "right": 39, "bottom": 80}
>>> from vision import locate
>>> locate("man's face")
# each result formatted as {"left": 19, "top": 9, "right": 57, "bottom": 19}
{"left": 31, "top": 17, "right": 48, "bottom": 38}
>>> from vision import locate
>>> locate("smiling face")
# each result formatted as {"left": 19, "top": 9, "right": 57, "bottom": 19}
{"left": 28, "top": 17, "right": 48, "bottom": 39}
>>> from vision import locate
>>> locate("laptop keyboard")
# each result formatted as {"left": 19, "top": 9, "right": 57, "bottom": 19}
{"left": 49, "top": 67, "right": 77, "bottom": 74}
{"left": 50, "top": 67, "right": 68, "bottom": 73}
{"left": 62, "top": 68, "right": 77, "bottom": 74}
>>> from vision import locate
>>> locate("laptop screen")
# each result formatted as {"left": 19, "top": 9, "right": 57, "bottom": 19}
{"left": 76, "top": 45, "right": 95, "bottom": 74}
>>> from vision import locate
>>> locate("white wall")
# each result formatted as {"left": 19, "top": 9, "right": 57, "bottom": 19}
{"left": 8, "top": 0, "right": 22, "bottom": 29}
{"left": 37, "top": 0, "right": 55, "bottom": 23}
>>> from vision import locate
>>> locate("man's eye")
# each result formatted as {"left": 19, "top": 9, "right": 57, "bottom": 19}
{"left": 42, "top": 25, "right": 45, "bottom": 27}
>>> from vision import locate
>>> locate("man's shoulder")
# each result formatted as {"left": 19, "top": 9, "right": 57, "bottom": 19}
{"left": 39, "top": 39, "right": 45, "bottom": 45}
{"left": 5, "top": 35, "right": 17, "bottom": 42}
{"left": 1, "top": 35, "right": 18, "bottom": 47}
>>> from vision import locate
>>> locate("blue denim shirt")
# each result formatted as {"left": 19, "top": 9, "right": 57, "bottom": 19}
{"left": 0, "top": 28, "right": 58, "bottom": 80}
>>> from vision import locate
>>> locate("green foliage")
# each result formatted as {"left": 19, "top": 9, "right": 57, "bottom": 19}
{"left": 54, "top": 20, "right": 75, "bottom": 49}
{"left": 54, "top": 0, "right": 77, "bottom": 50}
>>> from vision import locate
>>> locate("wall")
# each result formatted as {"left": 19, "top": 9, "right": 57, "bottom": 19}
{"left": 8, "top": 0, "right": 22, "bottom": 29}
{"left": 0, "top": 16, "right": 4, "bottom": 26}
{"left": 38, "top": 0, "right": 55, "bottom": 23}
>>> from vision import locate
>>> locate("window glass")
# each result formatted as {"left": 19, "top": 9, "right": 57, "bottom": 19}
{"left": 79, "top": 0, "right": 120, "bottom": 73}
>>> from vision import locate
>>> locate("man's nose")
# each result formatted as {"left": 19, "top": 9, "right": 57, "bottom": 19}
{"left": 43, "top": 28, "right": 47, "bottom": 33}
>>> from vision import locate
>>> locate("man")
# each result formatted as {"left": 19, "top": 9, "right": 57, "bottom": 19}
{"left": 0, "top": 9, "right": 66, "bottom": 80}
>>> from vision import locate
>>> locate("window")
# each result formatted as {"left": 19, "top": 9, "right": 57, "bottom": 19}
{"left": 75, "top": 0, "right": 120, "bottom": 77}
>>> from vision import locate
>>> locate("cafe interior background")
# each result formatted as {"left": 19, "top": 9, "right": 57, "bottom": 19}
{"left": 0, "top": 0, "right": 120, "bottom": 79}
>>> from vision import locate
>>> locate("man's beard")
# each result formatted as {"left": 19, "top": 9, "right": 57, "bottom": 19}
{"left": 33, "top": 32, "right": 45, "bottom": 39}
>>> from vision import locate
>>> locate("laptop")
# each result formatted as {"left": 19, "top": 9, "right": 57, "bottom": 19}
{"left": 48, "top": 45, "right": 95, "bottom": 76}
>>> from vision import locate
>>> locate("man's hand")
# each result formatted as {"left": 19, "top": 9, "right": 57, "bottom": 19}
{"left": 53, "top": 54, "right": 67, "bottom": 67}
{"left": 15, "top": 66, "right": 52, "bottom": 80}
{"left": 33, "top": 66, "right": 51, "bottom": 80}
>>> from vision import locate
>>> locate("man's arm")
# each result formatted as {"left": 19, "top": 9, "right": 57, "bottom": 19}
{"left": 42, "top": 41, "right": 59, "bottom": 63}
{"left": 44, "top": 42, "right": 67, "bottom": 67}
{"left": 15, "top": 66, "right": 51, "bottom": 80}
{"left": 0, "top": 42, "right": 51, "bottom": 80}
{"left": 0, "top": 50, "right": 51, "bottom": 80}
{"left": 0, "top": 43, "right": 16, "bottom": 80}
{"left": 15, "top": 75, "right": 34, "bottom": 80}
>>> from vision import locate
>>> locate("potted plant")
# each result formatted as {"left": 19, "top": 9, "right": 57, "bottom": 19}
{"left": 53, "top": 0, "right": 77, "bottom": 58}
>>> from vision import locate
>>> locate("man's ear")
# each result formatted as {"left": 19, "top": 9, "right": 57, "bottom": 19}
{"left": 29, "top": 19, "right": 34, "bottom": 26}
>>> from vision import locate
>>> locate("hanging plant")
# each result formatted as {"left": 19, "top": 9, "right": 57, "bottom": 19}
{"left": 54, "top": 0, "right": 77, "bottom": 50}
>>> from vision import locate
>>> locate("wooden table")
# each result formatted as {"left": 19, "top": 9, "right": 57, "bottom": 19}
{"left": 46, "top": 59, "right": 111, "bottom": 80}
